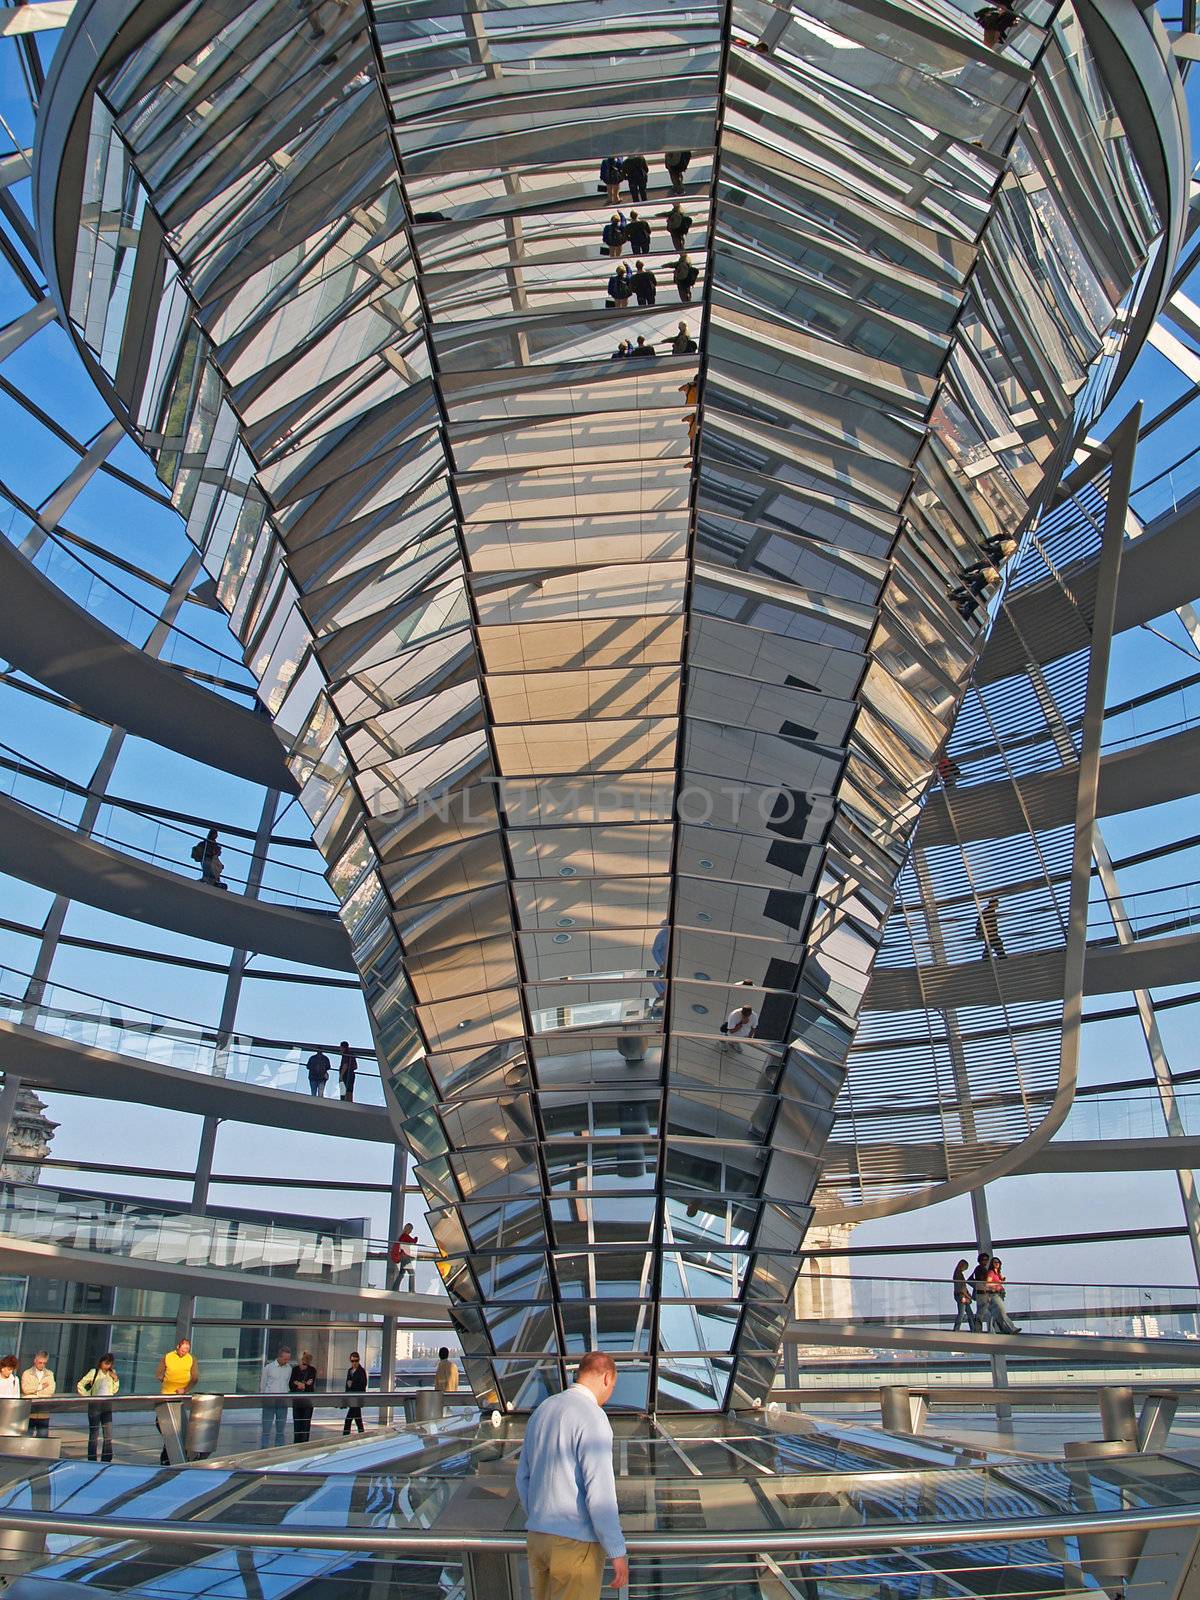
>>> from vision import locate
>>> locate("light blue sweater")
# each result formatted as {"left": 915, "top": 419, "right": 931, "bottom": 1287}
{"left": 515, "top": 1386, "right": 625, "bottom": 1557}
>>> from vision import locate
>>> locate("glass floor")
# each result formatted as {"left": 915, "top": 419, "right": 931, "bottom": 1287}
{"left": 4, "top": 1412, "right": 1200, "bottom": 1597}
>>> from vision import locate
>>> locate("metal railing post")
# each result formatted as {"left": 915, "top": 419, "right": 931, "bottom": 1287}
{"left": 184, "top": 1394, "right": 223, "bottom": 1459}
{"left": 1099, "top": 1386, "right": 1137, "bottom": 1445}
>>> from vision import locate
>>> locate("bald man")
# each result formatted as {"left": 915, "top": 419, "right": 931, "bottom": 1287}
{"left": 516, "top": 1353, "right": 628, "bottom": 1598}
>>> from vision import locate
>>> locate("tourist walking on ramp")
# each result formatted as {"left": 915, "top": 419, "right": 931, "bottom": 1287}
{"left": 343, "top": 1350, "right": 367, "bottom": 1434}
{"left": 391, "top": 1222, "right": 419, "bottom": 1291}
{"left": 974, "top": 895, "right": 1006, "bottom": 959}
{"left": 986, "top": 1257, "right": 1023, "bottom": 1334}
{"left": 192, "top": 827, "right": 225, "bottom": 888}
{"left": 951, "top": 1259, "right": 973, "bottom": 1332}
{"left": 968, "top": 1253, "right": 991, "bottom": 1331}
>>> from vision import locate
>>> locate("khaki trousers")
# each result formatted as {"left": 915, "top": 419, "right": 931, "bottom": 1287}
{"left": 526, "top": 1531, "right": 606, "bottom": 1600}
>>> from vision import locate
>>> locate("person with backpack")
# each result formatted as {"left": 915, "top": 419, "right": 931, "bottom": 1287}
{"left": 673, "top": 252, "right": 699, "bottom": 303}
{"left": 306, "top": 1048, "right": 331, "bottom": 1097}
{"left": 600, "top": 214, "right": 626, "bottom": 257}
{"left": 665, "top": 201, "right": 692, "bottom": 250}
{"left": 606, "top": 264, "right": 632, "bottom": 309}
{"left": 77, "top": 1353, "right": 120, "bottom": 1462}
{"left": 599, "top": 155, "right": 624, "bottom": 205}
{"left": 665, "top": 321, "right": 697, "bottom": 355}
{"left": 664, "top": 150, "right": 691, "bottom": 192}
{"left": 191, "top": 827, "right": 225, "bottom": 888}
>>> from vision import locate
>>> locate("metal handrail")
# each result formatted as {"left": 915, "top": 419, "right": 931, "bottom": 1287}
{"left": 0, "top": 1501, "right": 1197, "bottom": 1555}
{"left": 7, "top": 1391, "right": 474, "bottom": 1412}
{"left": 772, "top": 1383, "right": 1195, "bottom": 1403}
{"left": 18, "top": 1380, "right": 1200, "bottom": 1412}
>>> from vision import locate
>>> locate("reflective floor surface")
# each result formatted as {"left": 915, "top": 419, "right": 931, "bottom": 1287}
{"left": 4, "top": 1412, "right": 1200, "bottom": 1597}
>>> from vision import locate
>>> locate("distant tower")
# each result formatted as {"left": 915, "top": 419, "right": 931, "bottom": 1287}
{"left": 0, "top": 1087, "right": 57, "bottom": 1182}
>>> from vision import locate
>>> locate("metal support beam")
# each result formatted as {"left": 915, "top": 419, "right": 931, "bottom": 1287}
{"left": 380, "top": 1141, "right": 409, "bottom": 1423}
{"left": 178, "top": 784, "right": 281, "bottom": 1342}
{"left": 1138, "top": 1391, "right": 1179, "bottom": 1452}
{"left": 1092, "top": 834, "right": 1200, "bottom": 1287}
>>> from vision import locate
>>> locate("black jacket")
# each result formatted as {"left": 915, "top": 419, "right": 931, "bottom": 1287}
{"left": 344, "top": 1364, "right": 368, "bottom": 1395}
{"left": 631, "top": 270, "right": 657, "bottom": 300}
{"left": 623, "top": 155, "right": 649, "bottom": 182}
{"left": 627, "top": 221, "right": 650, "bottom": 253}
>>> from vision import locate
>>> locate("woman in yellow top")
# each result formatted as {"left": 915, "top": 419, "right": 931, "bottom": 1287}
{"left": 77, "top": 1353, "right": 119, "bottom": 1462}
{"left": 154, "top": 1339, "right": 199, "bottom": 1465}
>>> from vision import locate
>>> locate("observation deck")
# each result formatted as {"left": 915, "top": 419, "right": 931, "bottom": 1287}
{"left": 32, "top": 0, "right": 1189, "bottom": 1415}
{"left": 5, "top": 1411, "right": 1200, "bottom": 1599}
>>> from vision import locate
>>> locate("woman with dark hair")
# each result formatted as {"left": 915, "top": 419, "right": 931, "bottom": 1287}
{"left": 77, "top": 1352, "right": 119, "bottom": 1461}
{"left": 343, "top": 1351, "right": 368, "bottom": 1434}
{"left": 338, "top": 1041, "right": 358, "bottom": 1102}
{"left": 985, "top": 1257, "right": 1022, "bottom": 1333}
